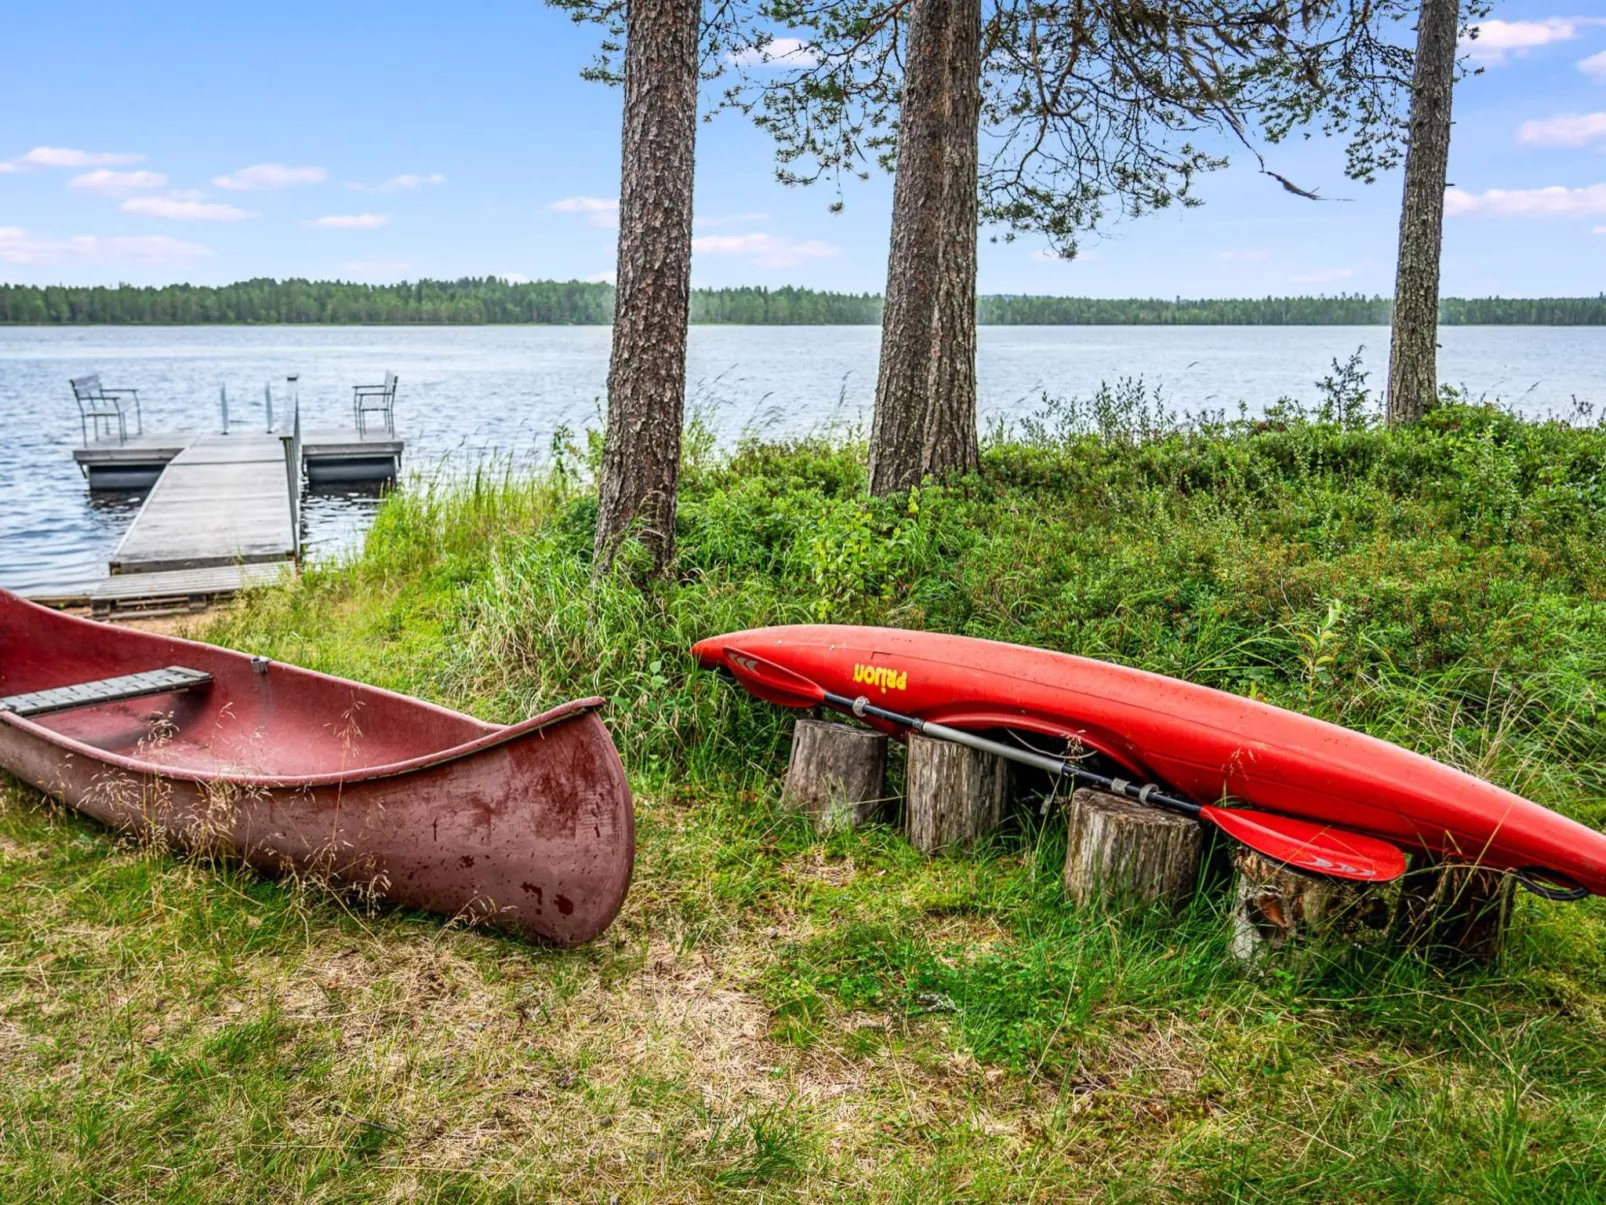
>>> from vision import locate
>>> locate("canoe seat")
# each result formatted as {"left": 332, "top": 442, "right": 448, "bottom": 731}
{"left": 0, "top": 666, "right": 212, "bottom": 720}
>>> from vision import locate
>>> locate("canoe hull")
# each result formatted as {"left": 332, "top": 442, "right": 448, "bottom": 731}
{"left": 693, "top": 624, "right": 1606, "bottom": 897}
{"left": 0, "top": 590, "right": 633, "bottom": 945}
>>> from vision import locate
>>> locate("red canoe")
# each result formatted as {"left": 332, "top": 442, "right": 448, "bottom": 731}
{"left": 693, "top": 624, "right": 1606, "bottom": 898}
{"left": 0, "top": 589, "right": 633, "bottom": 944}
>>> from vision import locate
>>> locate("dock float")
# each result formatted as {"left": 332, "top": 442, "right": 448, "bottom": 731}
{"left": 73, "top": 434, "right": 190, "bottom": 490}
{"left": 76, "top": 430, "right": 403, "bottom": 491}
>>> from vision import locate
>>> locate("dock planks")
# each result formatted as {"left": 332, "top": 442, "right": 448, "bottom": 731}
{"left": 109, "top": 435, "right": 294, "bottom": 574}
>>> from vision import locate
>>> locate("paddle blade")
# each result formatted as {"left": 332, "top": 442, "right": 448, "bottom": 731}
{"left": 708, "top": 645, "right": 827, "bottom": 709}
{"left": 1202, "top": 806, "right": 1408, "bottom": 883}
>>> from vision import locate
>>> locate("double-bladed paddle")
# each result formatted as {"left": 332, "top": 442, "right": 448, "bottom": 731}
{"left": 719, "top": 645, "right": 1409, "bottom": 884}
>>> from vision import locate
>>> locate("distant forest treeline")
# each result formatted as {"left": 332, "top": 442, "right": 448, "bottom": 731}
{"left": 2, "top": 278, "right": 1603, "bottom": 325}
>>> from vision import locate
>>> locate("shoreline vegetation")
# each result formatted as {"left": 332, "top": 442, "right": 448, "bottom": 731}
{"left": 3, "top": 380, "right": 1604, "bottom": 1197}
{"left": 3, "top": 278, "right": 1606, "bottom": 326}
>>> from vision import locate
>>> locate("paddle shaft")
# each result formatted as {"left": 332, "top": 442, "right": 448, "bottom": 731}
{"left": 822, "top": 691, "right": 1203, "bottom": 820}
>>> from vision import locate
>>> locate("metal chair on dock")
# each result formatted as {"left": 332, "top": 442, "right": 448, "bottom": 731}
{"left": 352, "top": 372, "right": 398, "bottom": 436}
{"left": 71, "top": 374, "right": 143, "bottom": 445}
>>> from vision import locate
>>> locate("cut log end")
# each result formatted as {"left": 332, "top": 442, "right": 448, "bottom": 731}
{"left": 1063, "top": 787, "right": 1201, "bottom": 912}
{"left": 782, "top": 718, "right": 888, "bottom": 834}
{"left": 1394, "top": 860, "right": 1515, "bottom": 965}
{"left": 1231, "top": 848, "right": 1393, "bottom": 962}
{"left": 905, "top": 732, "right": 1007, "bottom": 854}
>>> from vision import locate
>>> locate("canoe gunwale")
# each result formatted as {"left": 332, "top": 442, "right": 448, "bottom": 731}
{"left": 0, "top": 696, "right": 608, "bottom": 789}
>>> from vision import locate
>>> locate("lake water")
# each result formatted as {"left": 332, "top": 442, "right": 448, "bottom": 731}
{"left": 1, "top": 324, "right": 1601, "bottom": 594}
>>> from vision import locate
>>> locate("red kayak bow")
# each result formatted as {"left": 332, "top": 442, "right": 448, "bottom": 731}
{"left": 695, "top": 625, "right": 1603, "bottom": 899}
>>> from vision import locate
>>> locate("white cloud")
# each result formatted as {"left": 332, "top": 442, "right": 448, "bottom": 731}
{"left": 1216, "top": 249, "right": 1270, "bottom": 261}
{"left": 729, "top": 37, "right": 819, "bottom": 68}
{"left": 305, "top": 213, "right": 389, "bottom": 229}
{"left": 1445, "top": 182, "right": 1606, "bottom": 217}
{"left": 549, "top": 195, "right": 620, "bottom": 228}
{"left": 694, "top": 211, "right": 771, "bottom": 228}
{"left": 692, "top": 231, "right": 839, "bottom": 267}
{"left": 18, "top": 146, "right": 143, "bottom": 168}
{"left": 1462, "top": 18, "right": 1596, "bottom": 66}
{"left": 1582, "top": 51, "right": 1606, "bottom": 81}
{"left": 1289, "top": 267, "right": 1356, "bottom": 283}
{"left": 0, "top": 163, "right": 17, "bottom": 174}
{"left": 1594, "top": 224, "right": 1606, "bottom": 233}
{"left": 0, "top": 226, "right": 208, "bottom": 266}
{"left": 347, "top": 172, "right": 447, "bottom": 193}
{"left": 1517, "top": 112, "right": 1606, "bottom": 147}
{"left": 121, "top": 195, "right": 255, "bottom": 221}
{"left": 342, "top": 260, "right": 411, "bottom": 276}
{"left": 213, "top": 163, "right": 327, "bottom": 190}
{"left": 582, "top": 270, "right": 616, "bottom": 284}
{"left": 500, "top": 272, "right": 533, "bottom": 283}
{"left": 68, "top": 169, "right": 168, "bottom": 195}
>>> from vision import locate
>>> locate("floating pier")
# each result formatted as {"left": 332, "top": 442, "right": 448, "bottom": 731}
{"left": 110, "top": 434, "right": 296, "bottom": 574}
{"left": 75, "top": 430, "right": 403, "bottom": 491}
{"left": 51, "top": 392, "right": 404, "bottom": 615}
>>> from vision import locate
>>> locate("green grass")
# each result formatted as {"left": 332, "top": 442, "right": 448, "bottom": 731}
{"left": 3, "top": 385, "right": 1605, "bottom": 1200}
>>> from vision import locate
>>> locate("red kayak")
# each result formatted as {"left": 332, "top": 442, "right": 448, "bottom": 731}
{"left": 0, "top": 589, "right": 634, "bottom": 944}
{"left": 693, "top": 624, "right": 1605, "bottom": 898}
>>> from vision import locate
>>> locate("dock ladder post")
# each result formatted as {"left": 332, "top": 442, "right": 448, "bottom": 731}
{"left": 279, "top": 375, "right": 303, "bottom": 564}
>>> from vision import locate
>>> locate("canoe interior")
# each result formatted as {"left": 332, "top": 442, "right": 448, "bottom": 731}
{"left": 0, "top": 590, "right": 495, "bottom": 779}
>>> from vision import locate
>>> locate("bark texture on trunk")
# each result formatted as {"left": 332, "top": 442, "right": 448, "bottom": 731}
{"left": 782, "top": 718, "right": 889, "bottom": 833}
{"left": 594, "top": 0, "right": 700, "bottom": 574}
{"left": 1231, "top": 849, "right": 1394, "bottom": 962}
{"left": 1393, "top": 860, "right": 1514, "bottom": 965}
{"left": 1062, "top": 788, "right": 1201, "bottom": 912}
{"left": 1386, "top": 0, "right": 1458, "bottom": 426}
{"left": 867, "top": 0, "right": 982, "bottom": 496}
{"left": 905, "top": 732, "right": 1006, "bottom": 853}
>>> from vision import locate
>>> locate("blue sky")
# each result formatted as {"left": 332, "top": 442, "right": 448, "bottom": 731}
{"left": 3, "top": 1, "right": 1604, "bottom": 297}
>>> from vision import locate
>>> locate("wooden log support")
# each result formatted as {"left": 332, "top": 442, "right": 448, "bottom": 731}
{"left": 1393, "top": 861, "right": 1515, "bottom": 965}
{"left": 1230, "top": 849, "right": 1393, "bottom": 962}
{"left": 782, "top": 718, "right": 889, "bottom": 834}
{"left": 1063, "top": 787, "right": 1202, "bottom": 911}
{"left": 905, "top": 732, "right": 1007, "bottom": 853}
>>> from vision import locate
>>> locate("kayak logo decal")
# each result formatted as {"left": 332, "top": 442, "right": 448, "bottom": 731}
{"left": 853, "top": 663, "right": 907, "bottom": 693}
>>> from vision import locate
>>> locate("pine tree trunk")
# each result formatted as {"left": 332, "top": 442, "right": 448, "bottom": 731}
{"left": 867, "top": 0, "right": 982, "bottom": 496}
{"left": 593, "top": 0, "right": 699, "bottom": 574}
{"left": 921, "top": 0, "right": 981, "bottom": 481}
{"left": 1386, "top": 0, "right": 1458, "bottom": 426}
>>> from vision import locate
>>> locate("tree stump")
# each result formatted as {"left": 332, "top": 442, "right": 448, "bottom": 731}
{"left": 1063, "top": 788, "right": 1202, "bottom": 911}
{"left": 1393, "top": 860, "right": 1514, "bottom": 965}
{"left": 1230, "top": 849, "right": 1394, "bottom": 962}
{"left": 905, "top": 733, "right": 1007, "bottom": 853}
{"left": 782, "top": 718, "right": 889, "bottom": 834}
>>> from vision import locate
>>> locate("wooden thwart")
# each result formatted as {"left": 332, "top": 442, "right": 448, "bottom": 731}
{"left": 0, "top": 666, "right": 212, "bottom": 719}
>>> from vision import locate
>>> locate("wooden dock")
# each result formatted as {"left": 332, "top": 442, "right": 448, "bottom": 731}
{"left": 110, "top": 435, "right": 295, "bottom": 574}
{"left": 27, "top": 425, "right": 405, "bottom": 615}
